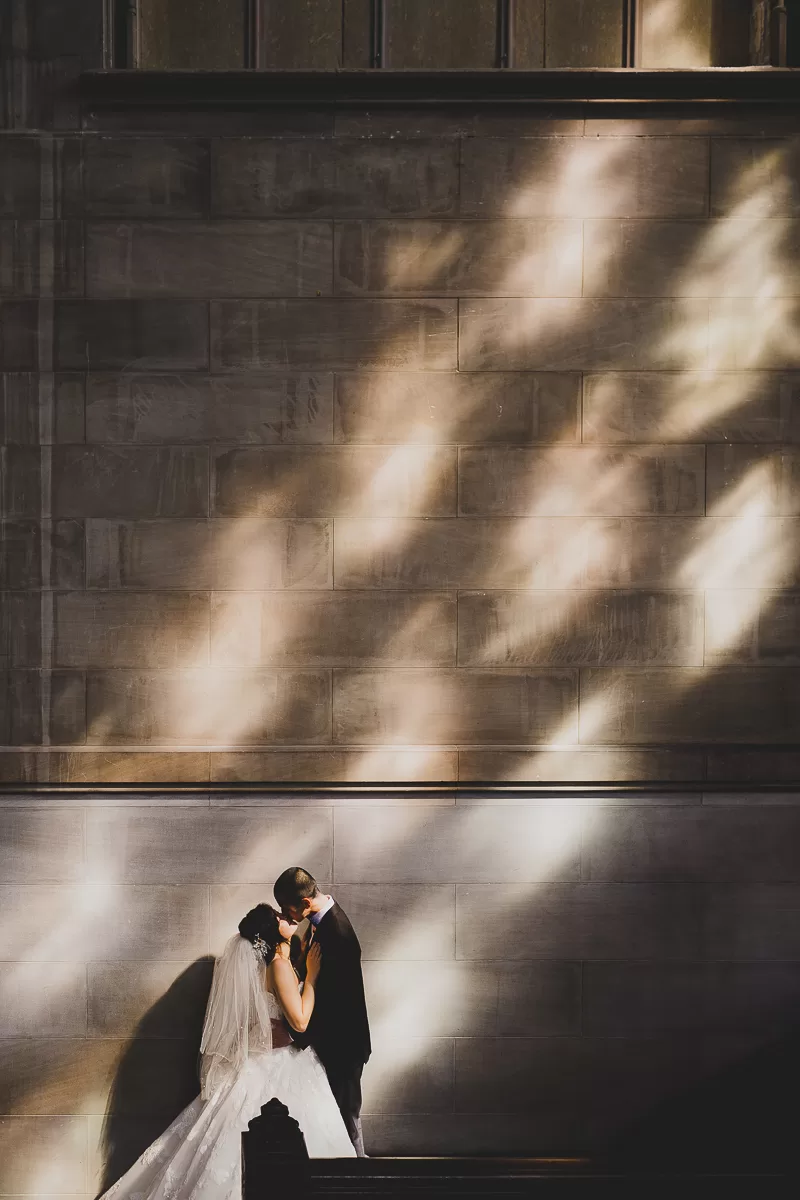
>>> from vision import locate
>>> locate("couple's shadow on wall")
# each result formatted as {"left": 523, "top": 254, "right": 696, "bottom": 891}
{"left": 97, "top": 957, "right": 215, "bottom": 1196}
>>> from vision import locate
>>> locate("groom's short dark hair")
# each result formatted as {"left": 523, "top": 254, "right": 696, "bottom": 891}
{"left": 274, "top": 866, "right": 320, "bottom": 907}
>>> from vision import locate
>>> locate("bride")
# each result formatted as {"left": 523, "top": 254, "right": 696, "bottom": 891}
{"left": 100, "top": 903, "right": 355, "bottom": 1198}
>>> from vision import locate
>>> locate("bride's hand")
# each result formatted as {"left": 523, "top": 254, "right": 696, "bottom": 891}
{"left": 306, "top": 941, "right": 322, "bottom": 984}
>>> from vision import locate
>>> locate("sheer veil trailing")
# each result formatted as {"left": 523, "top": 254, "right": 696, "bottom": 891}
{"left": 199, "top": 934, "right": 273, "bottom": 1099}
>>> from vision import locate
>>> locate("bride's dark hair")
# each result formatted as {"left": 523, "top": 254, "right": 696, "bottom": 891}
{"left": 238, "top": 903, "right": 281, "bottom": 965}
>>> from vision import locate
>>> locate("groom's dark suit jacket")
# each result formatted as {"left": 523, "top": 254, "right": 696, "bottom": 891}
{"left": 292, "top": 902, "right": 371, "bottom": 1069}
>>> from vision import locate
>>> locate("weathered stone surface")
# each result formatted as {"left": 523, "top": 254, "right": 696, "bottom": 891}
{"left": 584, "top": 962, "right": 800, "bottom": 1035}
{"left": 705, "top": 590, "right": 800, "bottom": 664}
{"left": 383, "top": 0, "right": 498, "bottom": 67}
{"left": 55, "top": 300, "right": 209, "bottom": 370}
{"left": 0, "top": 519, "right": 84, "bottom": 590}
{"left": 334, "top": 371, "right": 579, "bottom": 444}
{"left": 260, "top": 0, "right": 341, "bottom": 68}
{"left": 333, "top": 669, "right": 578, "bottom": 744}
{"left": 44, "top": 751, "right": 210, "bottom": 783}
{"left": 54, "top": 373, "right": 87, "bottom": 442}
{"left": 605, "top": 515, "right": 800, "bottom": 589}
{"left": 334, "top": 109, "right": 583, "bottom": 139}
{"left": 89, "top": 959, "right": 212, "bottom": 1037}
{"left": 211, "top": 592, "right": 456, "bottom": 666}
{"left": 366, "top": 960, "right": 501, "bottom": 1037}
{"left": 333, "top": 517, "right": 709, "bottom": 591}
{"left": 86, "top": 517, "right": 331, "bottom": 590}
{"left": 86, "top": 373, "right": 333, "bottom": 444}
{"left": 0, "top": 1117, "right": 88, "bottom": 1193}
{"left": 707, "top": 749, "right": 800, "bottom": 783}
{"left": 585, "top": 806, "right": 800, "bottom": 883}
{"left": 364, "top": 1037, "right": 456, "bottom": 1114}
{"left": 211, "top": 138, "right": 459, "bottom": 218}
{"left": 86, "top": 221, "right": 333, "bottom": 298}
{"left": 1, "top": 670, "right": 86, "bottom": 745}
{"left": 211, "top": 299, "right": 457, "bottom": 371}
{"left": 1, "top": 373, "right": 38, "bottom": 443}
{"left": 584, "top": 220, "right": 730, "bottom": 298}
{"left": 328, "top": 883, "right": 456, "bottom": 957}
{"left": 706, "top": 445, "right": 800, "bottom": 515}
{"left": 333, "top": 806, "right": 583, "bottom": 882}
{"left": 583, "top": 372, "right": 800, "bottom": 443}
{"left": 86, "top": 807, "right": 332, "bottom": 883}
{"left": 708, "top": 298, "right": 800, "bottom": 369}
{"left": 342, "top": 0, "right": 371, "bottom": 67}
{"left": 34, "top": 0, "right": 105, "bottom": 62}
{"left": 0, "top": 592, "right": 41, "bottom": 667}
{"left": 584, "top": 806, "right": 800, "bottom": 881}
{"left": 8, "top": 372, "right": 83, "bottom": 445}
{"left": 213, "top": 446, "right": 457, "bottom": 517}
{"left": 584, "top": 666, "right": 800, "bottom": 743}
{"left": 0, "top": 139, "right": 42, "bottom": 217}
{"left": 55, "top": 593, "right": 210, "bottom": 667}
{"left": 0, "top": 447, "right": 40, "bottom": 518}
{"left": 461, "top": 137, "right": 709, "bottom": 218}
{"left": 457, "top": 883, "right": 703, "bottom": 960}
{"left": 639, "top": 217, "right": 800, "bottom": 297}
{"left": 0, "top": 220, "right": 84, "bottom": 297}
{"left": 85, "top": 669, "right": 331, "bottom": 745}
{"left": 515, "top": 0, "right": 546, "bottom": 68}
{"left": 711, "top": 138, "right": 800, "bottom": 217}
{"left": 366, "top": 959, "right": 580, "bottom": 1037}
{"left": 455, "top": 1037, "right": 579, "bottom": 1121}
{"left": 545, "top": 0, "right": 623, "bottom": 66}
{"left": 210, "top": 749, "right": 457, "bottom": 783}
{"left": 458, "top": 591, "right": 704, "bottom": 666}
{"left": 459, "top": 447, "right": 705, "bottom": 516}
{"left": 457, "top": 748, "right": 705, "bottom": 783}
{"left": 0, "top": 962, "right": 87, "bottom": 1036}
{"left": 0, "top": 808, "right": 84, "bottom": 883}
{"left": 0, "top": 301, "right": 38, "bottom": 369}
{"left": 703, "top": 884, "right": 800, "bottom": 959}
{"left": 639, "top": 0, "right": 714, "bottom": 66}
{"left": 0, "top": 1037, "right": 118, "bottom": 1115}
{"left": 460, "top": 298, "right": 710, "bottom": 372}
{"left": 334, "top": 220, "right": 583, "bottom": 297}
{"left": 52, "top": 447, "right": 209, "bottom": 518}
{"left": 139, "top": 0, "right": 244, "bottom": 67}
{"left": 83, "top": 137, "right": 209, "bottom": 217}
{"left": 496, "top": 962, "right": 582, "bottom": 1035}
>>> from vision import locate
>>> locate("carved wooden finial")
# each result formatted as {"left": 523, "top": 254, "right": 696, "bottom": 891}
{"left": 242, "top": 1098, "right": 310, "bottom": 1197}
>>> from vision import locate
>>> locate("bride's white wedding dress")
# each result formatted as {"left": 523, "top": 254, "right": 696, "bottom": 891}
{"left": 100, "top": 937, "right": 355, "bottom": 1199}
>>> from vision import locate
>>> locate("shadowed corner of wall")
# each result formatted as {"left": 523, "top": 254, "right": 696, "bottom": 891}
{"left": 605, "top": 1021, "right": 800, "bottom": 1173}
{"left": 96, "top": 956, "right": 215, "bottom": 1195}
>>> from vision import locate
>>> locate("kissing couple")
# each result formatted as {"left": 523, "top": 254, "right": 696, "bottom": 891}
{"left": 100, "top": 867, "right": 371, "bottom": 1198}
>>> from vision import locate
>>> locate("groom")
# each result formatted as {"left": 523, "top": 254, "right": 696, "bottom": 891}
{"left": 273, "top": 866, "right": 370, "bottom": 1156}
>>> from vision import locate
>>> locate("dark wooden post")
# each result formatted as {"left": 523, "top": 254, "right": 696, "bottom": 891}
{"left": 242, "top": 1098, "right": 310, "bottom": 1198}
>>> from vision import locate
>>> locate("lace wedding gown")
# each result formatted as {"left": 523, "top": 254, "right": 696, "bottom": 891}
{"left": 100, "top": 945, "right": 355, "bottom": 1199}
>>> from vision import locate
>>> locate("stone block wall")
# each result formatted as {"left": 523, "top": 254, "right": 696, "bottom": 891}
{"left": 2, "top": 0, "right": 800, "bottom": 1189}
{"left": 3, "top": 114, "right": 800, "bottom": 784}
{"left": 2, "top": 788, "right": 800, "bottom": 1192}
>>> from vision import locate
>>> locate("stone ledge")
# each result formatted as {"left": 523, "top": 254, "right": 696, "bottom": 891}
{"left": 79, "top": 67, "right": 800, "bottom": 111}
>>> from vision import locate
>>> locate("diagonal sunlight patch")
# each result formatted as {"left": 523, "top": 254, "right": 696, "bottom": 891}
{"left": 639, "top": 0, "right": 713, "bottom": 68}
{"left": 679, "top": 462, "right": 799, "bottom": 660}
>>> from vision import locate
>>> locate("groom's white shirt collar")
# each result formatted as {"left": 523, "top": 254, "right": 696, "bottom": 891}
{"left": 310, "top": 894, "right": 335, "bottom": 926}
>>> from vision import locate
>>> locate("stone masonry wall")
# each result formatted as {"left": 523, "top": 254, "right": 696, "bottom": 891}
{"left": 2, "top": 0, "right": 800, "bottom": 1190}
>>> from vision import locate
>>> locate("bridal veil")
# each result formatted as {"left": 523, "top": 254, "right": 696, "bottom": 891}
{"left": 199, "top": 934, "right": 274, "bottom": 1099}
